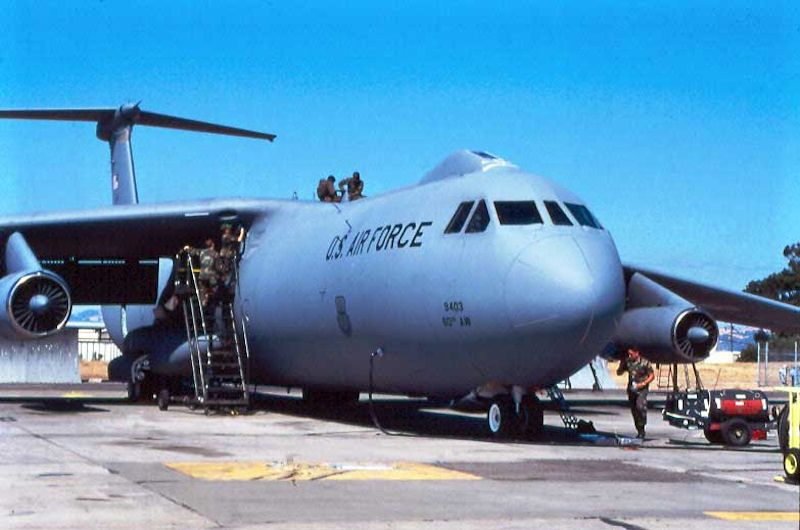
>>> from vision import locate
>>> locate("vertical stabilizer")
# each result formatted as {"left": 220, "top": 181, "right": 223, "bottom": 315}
{"left": 96, "top": 104, "right": 141, "bottom": 205}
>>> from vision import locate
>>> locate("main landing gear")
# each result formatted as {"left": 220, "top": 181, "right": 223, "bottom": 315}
{"left": 486, "top": 395, "right": 544, "bottom": 438}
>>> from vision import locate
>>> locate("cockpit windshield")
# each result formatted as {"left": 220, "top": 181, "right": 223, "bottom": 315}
{"left": 465, "top": 200, "right": 491, "bottom": 233}
{"left": 494, "top": 201, "right": 543, "bottom": 225}
{"left": 564, "top": 203, "right": 601, "bottom": 229}
{"left": 444, "top": 201, "right": 475, "bottom": 234}
{"left": 544, "top": 201, "right": 573, "bottom": 226}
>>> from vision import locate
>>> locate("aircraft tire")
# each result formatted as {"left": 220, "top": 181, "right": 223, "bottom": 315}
{"left": 487, "top": 399, "right": 514, "bottom": 437}
{"left": 784, "top": 448, "right": 800, "bottom": 482}
{"left": 518, "top": 397, "right": 544, "bottom": 437}
{"left": 127, "top": 381, "right": 140, "bottom": 402}
{"left": 721, "top": 418, "right": 752, "bottom": 447}
{"left": 157, "top": 389, "right": 170, "bottom": 411}
{"left": 703, "top": 427, "right": 723, "bottom": 444}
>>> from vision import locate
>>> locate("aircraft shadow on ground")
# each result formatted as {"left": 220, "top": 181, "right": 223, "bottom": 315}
{"left": 20, "top": 401, "right": 109, "bottom": 414}
{"left": 248, "top": 393, "right": 623, "bottom": 446}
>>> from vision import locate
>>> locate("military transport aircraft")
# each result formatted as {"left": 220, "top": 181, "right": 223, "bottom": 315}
{"left": 0, "top": 104, "right": 798, "bottom": 436}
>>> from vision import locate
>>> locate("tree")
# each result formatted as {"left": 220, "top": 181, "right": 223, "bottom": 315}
{"left": 745, "top": 243, "right": 800, "bottom": 305}
{"left": 738, "top": 243, "right": 800, "bottom": 362}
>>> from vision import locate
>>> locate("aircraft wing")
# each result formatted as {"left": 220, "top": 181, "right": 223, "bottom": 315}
{"left": 0, "top": 198, "right": 277, "bottom": 304}
{"left": 0, "top": 198, "right": 274, "bottom": 260}
{"left": 624, "top": 264, "right": 800, "bottom": 334}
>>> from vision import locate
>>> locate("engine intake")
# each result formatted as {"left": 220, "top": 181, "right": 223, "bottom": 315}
{"left": 613, "top": 306, "right": 719, "bottom": 364}
{"left": 0, "top": 270, "right": 72, "bottom": 339}
{"left": 613, "top": 271, "right": 720, "bottom": 364}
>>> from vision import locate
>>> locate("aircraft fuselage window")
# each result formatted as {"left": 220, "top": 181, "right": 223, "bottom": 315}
{"left": 444, "top": 201, "right": 475, "bottom": 234}
{"left": 465, "top": 200, "right": 490, "bottom": 233}
{"left": 564, "top": 202, "right": 601, "bottom": 229}
{"left": 494, "top": 201, "right": 543, "bottom": 225}
{"left": 544, "top": 201, "right": 573, "bottom": 226}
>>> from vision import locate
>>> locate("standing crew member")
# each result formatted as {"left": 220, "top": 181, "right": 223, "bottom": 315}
{"left": 317, "top": 175, "right": 340, "bottom": 202}
{"left": 339, "top": 171, "right": 364, "bottom": 201}
{"left": 197, "top": 238, "right": 220, "bottom": 308}
{"left": 218, "top": 224, "right": 246, "bottom": 298}
{"left": 616, "top": 347, "right": 654, "bottom": 439}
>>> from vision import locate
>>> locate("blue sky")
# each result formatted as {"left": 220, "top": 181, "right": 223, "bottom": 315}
{"left": 1, "top": 1, "right": 798, "bottom": 290}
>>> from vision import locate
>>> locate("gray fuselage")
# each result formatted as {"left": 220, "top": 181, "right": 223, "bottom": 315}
{"left": 235, "top": 163, "right": 625, "bottom": 397}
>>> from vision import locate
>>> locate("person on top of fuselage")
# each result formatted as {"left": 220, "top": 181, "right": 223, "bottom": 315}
{"left": 339, "top": 171, "right": 364, "bottom": 201}
{"left": 317, "top": 175, "right": 340, "bottom": 202}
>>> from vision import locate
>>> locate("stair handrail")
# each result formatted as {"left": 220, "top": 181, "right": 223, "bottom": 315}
{"left": 183, "top": 250, "right": 211, "bottom": 401}
{"left": 175, "top": 251, "right": 202, "bottom": 399}
{"left": 182, "top": 296, "right": 203, "bottom": 400}
{"left": 232, "top": 259, "right": 252, "bottom": 382}
{"left": 227, "top": 302, "right": 250, "bottom": 401}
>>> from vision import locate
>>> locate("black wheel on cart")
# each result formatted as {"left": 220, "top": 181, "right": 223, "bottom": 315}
{"left": 784, "top": 448, "right": 800, "bottom": 482}
{"left": 721, "top": 418, "right": 752, "bottom": 447}
{"left": 703, "top": 427, "right": 723, "bottom": 444}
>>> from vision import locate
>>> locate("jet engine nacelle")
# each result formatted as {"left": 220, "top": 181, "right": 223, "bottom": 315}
{"left": 0, "top": 269, "right": 72, "bottom": 339}
{"left": 612, "top": 271, "right": 719, "bottom": 364}
{"left": 613, "top": 305, "right": 719, "bottom": 364}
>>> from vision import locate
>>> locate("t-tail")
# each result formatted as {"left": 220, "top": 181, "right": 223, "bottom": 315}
{"left": 0, "top": 104, "right": 276, "bottom": 205}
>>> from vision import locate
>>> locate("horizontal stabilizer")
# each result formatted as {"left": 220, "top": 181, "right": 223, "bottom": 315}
{"left": 137, "top": 111, "right": 276, "bottom": 141}
{"left": 0, "top": 106, "right": 276, "bottom": 141}
{"left": 0, "top": 109, "right": 113, "bottom": 122}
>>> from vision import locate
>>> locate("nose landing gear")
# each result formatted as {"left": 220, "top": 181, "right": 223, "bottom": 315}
{"left": 486, "top": 395, "right": 544, "bottom": 438}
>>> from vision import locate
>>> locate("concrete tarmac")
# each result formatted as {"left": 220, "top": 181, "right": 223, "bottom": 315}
{"left": 0, "top": 384, "right": 798, "bottom": 529}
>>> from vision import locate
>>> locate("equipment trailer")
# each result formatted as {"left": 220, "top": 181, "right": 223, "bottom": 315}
{"left": 661, "top": 363, "right": 772, "bottom": 447}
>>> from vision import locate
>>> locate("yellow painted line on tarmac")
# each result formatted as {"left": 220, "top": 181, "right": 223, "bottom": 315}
{"left": 165, "top": 461, "right": 480, "bottom": 481}
{"left": 705, "top": 512, "right": 800, "bottom": 522}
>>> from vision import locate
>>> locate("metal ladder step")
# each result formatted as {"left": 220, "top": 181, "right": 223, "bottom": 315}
{"left": 546, "top": 385, "right": 595, "bottom": 433}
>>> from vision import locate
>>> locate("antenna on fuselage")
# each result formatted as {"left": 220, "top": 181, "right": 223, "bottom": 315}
{"left": 0, "top": 104, "right": 276, "bottom": 205}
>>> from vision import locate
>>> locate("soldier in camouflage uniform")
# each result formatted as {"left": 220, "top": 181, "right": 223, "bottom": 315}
{"left": 218, "top": 223, "right": 245, "bottom": 299}
{"left": 196, "top": 238, "right": 220, "bottom": 307}
{"left": 338, "top": 171, "right": 364, "bottom": 201}
{"left": 616, "top": 347, "right": 655, "bottom": 439}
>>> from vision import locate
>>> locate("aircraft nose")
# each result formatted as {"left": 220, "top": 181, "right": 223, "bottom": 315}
{"left": 504, "top": 234, "right": 624, "bottom": 347}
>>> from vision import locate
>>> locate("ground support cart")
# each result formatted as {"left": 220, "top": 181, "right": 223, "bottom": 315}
{"left": 663, "top": 388, "right": 772, "bottom": 447}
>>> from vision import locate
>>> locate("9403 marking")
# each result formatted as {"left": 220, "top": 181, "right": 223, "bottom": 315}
{"left": 442, "top": 301, "right": 471, "bottom": 327}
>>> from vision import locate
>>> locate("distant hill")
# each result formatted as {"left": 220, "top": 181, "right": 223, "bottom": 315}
{"left": 68, "top": 306, "right": 104, "bottom": 325}
{"left": 716, "top": 323, "right": 758, "bottom": 352}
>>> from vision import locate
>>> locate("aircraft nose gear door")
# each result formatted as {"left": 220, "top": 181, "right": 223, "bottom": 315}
{"left": 174, "top": 248, "right": 250, "bottom": 413}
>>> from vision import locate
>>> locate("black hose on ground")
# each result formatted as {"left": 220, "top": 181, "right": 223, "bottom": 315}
{"left": 368, "top": 348, "right": 416, "bottom": 437}
{"left": 368, "top": 348, "right": 393, "bottom": 435}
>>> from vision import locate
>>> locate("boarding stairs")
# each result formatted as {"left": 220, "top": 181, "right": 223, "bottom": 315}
{"left": 175, "top": 250, "right": 250, "bottom": 413}
{"left": 546, "top": 385, "right": 595, "bottom": 433}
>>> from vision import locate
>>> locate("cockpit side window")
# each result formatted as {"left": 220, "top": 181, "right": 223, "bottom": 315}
{"left": 465, "top": 200, "right": 491, "bottom": 233}
{"left": 494, "top": 201, "right": 543, "bottom": 225}
{"left": 564, "top": 202, "right": 601, "bottom": 229}
{"left": 544, "top": 201, "right": 573, "bottom": 226}
{"left": 444, "top": 201, "right": 475, "bottom": 234}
